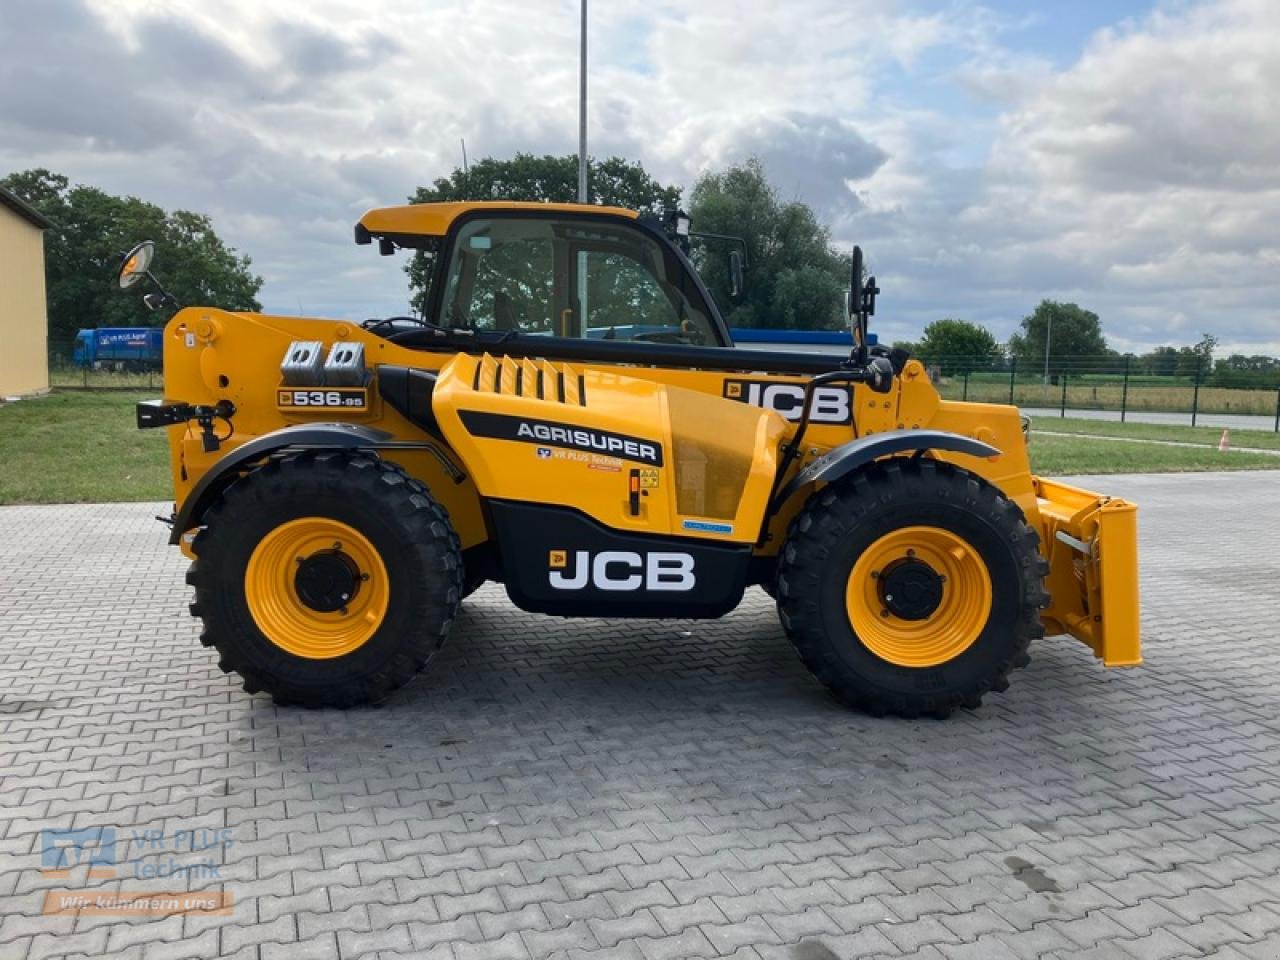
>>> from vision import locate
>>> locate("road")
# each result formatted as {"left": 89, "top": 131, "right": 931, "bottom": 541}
{"left": 3, "top": 474, "right": 1280, "bottom": 958}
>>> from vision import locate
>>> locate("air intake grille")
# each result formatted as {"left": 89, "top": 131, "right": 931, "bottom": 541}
{"left": 471, "top": 354, "right": 586, "bottom": 405}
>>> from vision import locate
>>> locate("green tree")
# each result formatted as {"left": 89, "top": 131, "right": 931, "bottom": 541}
{"left": 1175, "top": 332, "right": 1217, "bottom": 378}
{"left": 1139, "top": 345, "right": 1180, "bottom": 377}
{"left": 1006, "top": 301, "right": 1108, "bottom": 372}
{"left": 1213, "top": 353, "right": 1280, "bottom": 388}
{"left": 1, "top": 168, "right": 262, "bottom": 349}
{"left": 914, "top": 318, "right": 1000, "bottom": 374}
{"left": 687, "top": 158, "right": 849, "bottom": 331}
{"left": 405, "top": 154, "right": 680, "bottom": 314}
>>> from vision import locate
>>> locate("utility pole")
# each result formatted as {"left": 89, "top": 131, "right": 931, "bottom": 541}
{"left": 577, "top": 0, "right": 588, "bottom": 203}
{"left": 1043, "top": 313, "right": 1053, "bottom": 390}
{"left": 460, "top": 139, "right": 469, "bottom": 197}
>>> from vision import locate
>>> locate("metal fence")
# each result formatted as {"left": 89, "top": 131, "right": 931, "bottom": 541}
{"left": 48, "top": 337, "right": 163, "bottom": 390}
{"left": 926, "top": 354, "right": 1280, "bottom": 431}
{"left": 46, "top": 336, "right": 1280, "bottom": 431}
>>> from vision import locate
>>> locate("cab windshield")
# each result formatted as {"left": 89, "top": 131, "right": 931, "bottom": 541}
{"left": 438, "top": 215, "right": 721, "bottom": 346}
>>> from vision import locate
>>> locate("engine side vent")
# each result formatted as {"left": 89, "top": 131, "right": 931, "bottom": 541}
{"left": 471, "top": 353, "right": 585, "bottom": 405}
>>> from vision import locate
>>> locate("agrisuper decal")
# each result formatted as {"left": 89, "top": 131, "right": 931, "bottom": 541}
{"left": 722, "top": 378, "right": 852, "bottom": 424}
{"left": 548, "top": 549, "right": 695, "bottom": 592}
{"left": 459, "top": 411, "right": 663, "bottom": 466}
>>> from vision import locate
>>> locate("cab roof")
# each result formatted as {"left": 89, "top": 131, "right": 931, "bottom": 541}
{"left": 356, "top": 200, "right": 639, "bottom": 241}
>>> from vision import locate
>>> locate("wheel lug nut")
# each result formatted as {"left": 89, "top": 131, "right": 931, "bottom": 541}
{"left": 870, "top": 570, "right": 879, "bottom": 579}
{"left": 880, "top": 609, "right": 889, "bottom": 618}
{"left": 360, "top": 573, "right": 370, "bottom": 582}
{"left": 906, "top": 548, "right": 915, "bottom": 557}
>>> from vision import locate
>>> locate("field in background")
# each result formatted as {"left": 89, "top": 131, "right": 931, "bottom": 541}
{"left": 0, "top": 392, "right": 169, "bottom": 504}
{"left": 47, "top": 359, "right": 162, "bottom": 390}
{"left": 1032, "top": 416, "right": 1280, "bottom": 451}
{"left": 1026, "top": 432, "right": 1279, "bottom": 475}
{"left": 2, "top": 390, "right": 1278, "bottom": 506}
{"left": 944, "top": 375, "right": 1279, "bottom": 417}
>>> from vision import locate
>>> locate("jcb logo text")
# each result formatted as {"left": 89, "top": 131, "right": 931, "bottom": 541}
{"left": 723, "top": 380, "right": 852, "bottom": 424}
{"left": 548, "top": 551, "right": 695, "bottom": 592}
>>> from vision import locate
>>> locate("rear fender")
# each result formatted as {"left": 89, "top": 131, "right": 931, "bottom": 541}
{"left": 169, "top": 423, "right": 391, "bottom": 546}
{"left": 1035, "top": 477, "right": 1141, "bottom": 667}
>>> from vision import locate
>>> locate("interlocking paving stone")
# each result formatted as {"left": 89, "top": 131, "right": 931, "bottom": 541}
{"left": 3, "top": 472, "right": 1280, "bottom": 957}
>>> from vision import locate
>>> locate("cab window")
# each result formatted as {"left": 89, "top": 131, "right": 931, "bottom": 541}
{"left": 439, "top": 216, "right": 720, "bottom": 346}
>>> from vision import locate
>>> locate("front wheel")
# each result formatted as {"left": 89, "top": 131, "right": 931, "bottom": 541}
{"left": 777, "top": 458, "right": 1047, "bottom": 718}
{"left": 187, "top": 452, "right": 463, "bottom": 707}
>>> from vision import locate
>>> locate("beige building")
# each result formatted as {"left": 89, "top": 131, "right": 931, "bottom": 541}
{"left": 0, "top": 186, "right": 51, "bottom": 397}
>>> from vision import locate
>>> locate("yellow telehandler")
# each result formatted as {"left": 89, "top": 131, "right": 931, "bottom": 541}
{"left": 124, "top": 200, "right": 1139, "bottom": 717}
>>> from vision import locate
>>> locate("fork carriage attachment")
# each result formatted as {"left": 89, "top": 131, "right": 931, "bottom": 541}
{"left": 1034, "top": 477, "right": 1141, "bottom": 667}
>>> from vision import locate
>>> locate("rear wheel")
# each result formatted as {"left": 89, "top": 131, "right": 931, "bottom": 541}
{"left": 777, "top": 458, "right": 1047, "bottom": 718}
{"left": 187, "top": 452, "right": 463, "bottom": 707}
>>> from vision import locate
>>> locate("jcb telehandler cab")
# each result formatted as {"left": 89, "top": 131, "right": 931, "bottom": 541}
{"left": 127, "top": 200, "right": 1140, "bottom": 717}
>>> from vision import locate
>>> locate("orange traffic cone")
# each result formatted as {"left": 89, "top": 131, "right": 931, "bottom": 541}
{"left": 1218, "top": 429, "right": 1230, "bottom": 452}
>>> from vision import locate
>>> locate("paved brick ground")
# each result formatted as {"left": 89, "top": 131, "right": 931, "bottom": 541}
{"left": 2, "top": 471, "right": 1280, "bottom": 960}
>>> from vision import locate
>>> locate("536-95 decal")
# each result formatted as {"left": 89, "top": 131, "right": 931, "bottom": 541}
{"left": 276, "top": 388, "right": 368, "bottom": 411}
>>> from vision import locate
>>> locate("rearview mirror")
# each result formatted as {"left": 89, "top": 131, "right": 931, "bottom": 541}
{"left": 113, "top": 239, "right": 181, "bottom": 312}
{"left": 729, "top": 250, "right": 744, "bottom": 299}
{"left": 848, "top": 246, "right": 863, "bottom": 326}
{"left": 117, "top": 241, "right": 155, "bottom": 289}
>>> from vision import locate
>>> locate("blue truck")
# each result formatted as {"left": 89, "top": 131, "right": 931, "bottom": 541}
{"left": 72, "top": 327, "right": 164, "bottom": 370}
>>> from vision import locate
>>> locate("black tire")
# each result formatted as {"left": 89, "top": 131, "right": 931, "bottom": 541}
{"left": 777, "top": 458, "right": 1047, "bottom": 718}
{"left": 187, "top": 451, "right": 463, "bottom": 707}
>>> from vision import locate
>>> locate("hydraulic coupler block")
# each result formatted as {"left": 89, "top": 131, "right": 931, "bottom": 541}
{"left": 280, "top": 341, "right": 326, "bottom": 385}
{"left": 323, "top": 341, "right": 367, "bottom": 387}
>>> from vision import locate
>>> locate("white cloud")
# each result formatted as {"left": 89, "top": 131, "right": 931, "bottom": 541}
{"left": 2, "top": 0, "right": 1278, "bottom": 354}
{"left": 872, "top": 0, "right": 1280, "bottom": 354}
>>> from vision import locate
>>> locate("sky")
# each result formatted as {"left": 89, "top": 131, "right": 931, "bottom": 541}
{"left": 2, "top": 0, "right": 1277, "bottom": 355}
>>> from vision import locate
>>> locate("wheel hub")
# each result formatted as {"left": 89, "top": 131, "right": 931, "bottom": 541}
{"left": 878, "top": 558, "right": 944, "bottom": 621}
{"left": 294, "top": 551, "right": 361, "bottom": 613}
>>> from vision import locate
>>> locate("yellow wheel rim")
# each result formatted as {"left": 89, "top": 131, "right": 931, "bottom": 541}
{"left": 846, "top": 525, "right": 992, "bottom": 668}
{"left": 245, "top": 517, "right": 389, "bottom": 659}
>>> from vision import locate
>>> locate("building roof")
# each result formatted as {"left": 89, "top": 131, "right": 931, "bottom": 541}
{"left": 0, "top": 185, "right": 51, "bottom": 230}
{"left": 356, "top": 200, "right": 638, "bottom": 240}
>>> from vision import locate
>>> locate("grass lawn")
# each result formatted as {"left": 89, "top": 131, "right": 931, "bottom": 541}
{"left": 1029, "top": 415, "right": 1280, "bottom": 451}
{"left": 2, "top": 390, "right": 1278, "bottom": 506}
{"left": 1027, "top": 431, "right": 1280, "bottom": 475}
{"left": 0, "top": 391, "right": 170, "bottom": 504}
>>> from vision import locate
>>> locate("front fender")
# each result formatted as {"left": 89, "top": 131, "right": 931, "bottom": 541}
{"left": 169, "top": 422, "right": 391, "bottom": 544}
{"left": 775, "top": 428, "right": 999, "bottom": 507}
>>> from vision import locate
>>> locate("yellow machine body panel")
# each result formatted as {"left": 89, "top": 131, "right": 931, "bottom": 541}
{"left": 357, "top": 200, "right": 638, "bottom": 238}
{"left": 432, "top": 353, "right": 787, "bottom": 543}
